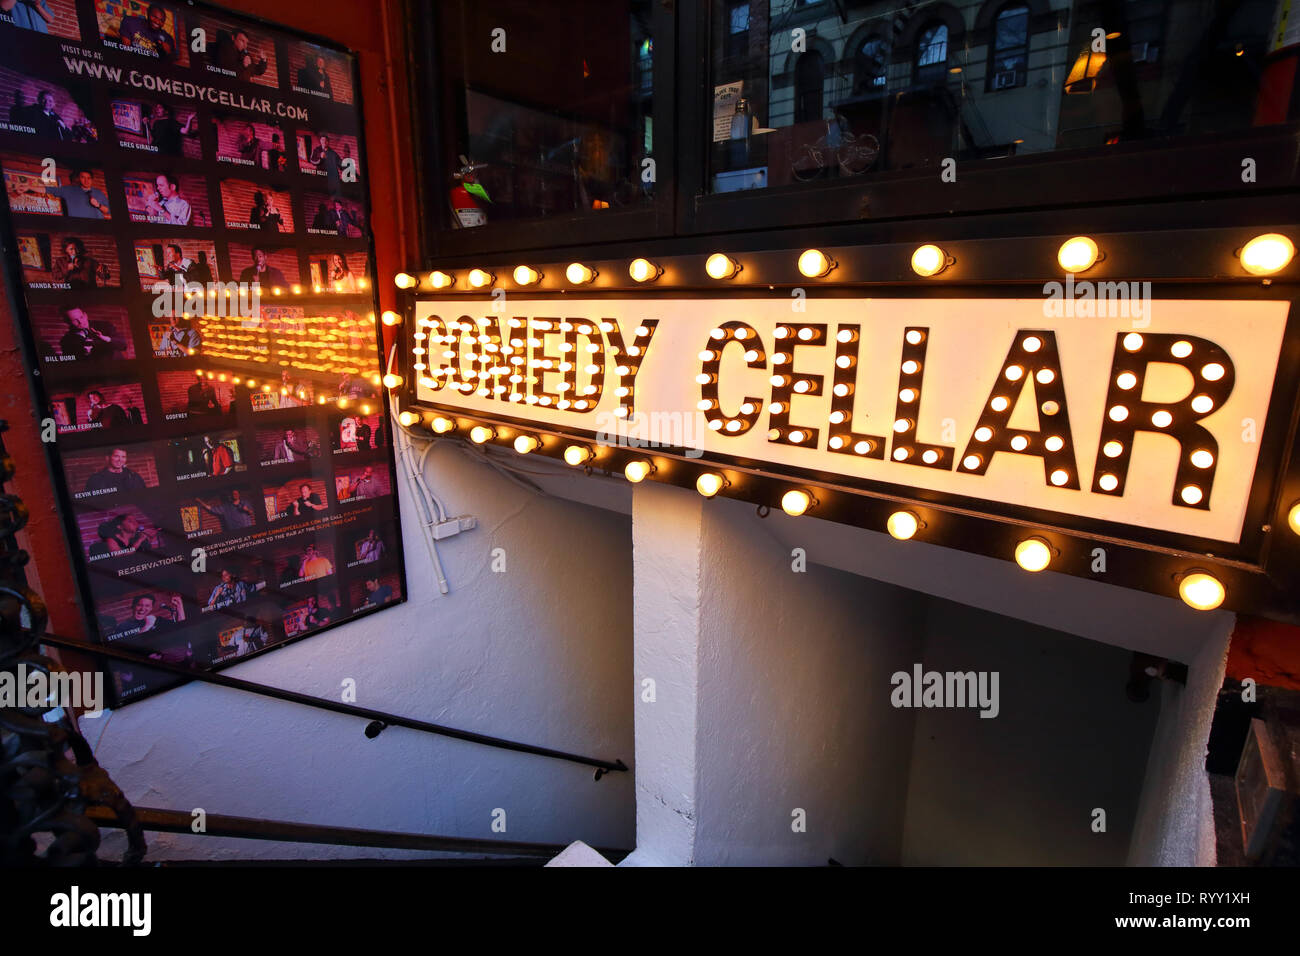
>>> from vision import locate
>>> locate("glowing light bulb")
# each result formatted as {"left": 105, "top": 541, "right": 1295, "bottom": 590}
{"left": 887, "top": 511, "right": 919, "bottom": 540}
{"left": 566, "top": 262, "right": 595, "bottom": 284}
{"left": 564, "top": 445, "right": 592, "bottom": 466}
{"left": 1179, "top": 571, "right": 1225, "bottom": 611}
{"left": 394, "top": 272, "right": 416, "bottom": 289}
{"left": 780, "top": 489, "right": 812, "bottom": 516}
{"left": 381, "top": 311, "right": 402, "bottom": 326}
{"left": 431, "top": 417, "right": 455, "bottom": 434}
{"left": 1015, "top": 537, "right": 1052, "bottom": 572}
{"left": 625, "top": 460, "right": 652, "bottom": 483}
{"left": 398, "top": 411, "right": 419, "bottom": 427}
{"left": 1240, "top": 234, "right": 1295, "bottom": 276}
{"left": 705, "top": 253, "right": 739, "bottom": 280}
{"left": 910, "top": 244, "right": 947, "bottom": 277}
{"left": 1287, "top": 501, "right": 1300, "bottom": 535}
{"left": 1057, "top": 236, "right": 1099, "bottom": 273}
{"left": 514, "top": 435, "right": 540, "bottom": 454}
{"left": 429, "top": 271, "right": 454, "bottom": 289}
{"left": 797, "top": 249, "right": 833, "bottom": 278}
{"left": 629, "top": 258, "right": 659, "bottom": 282}
{"left": 696, "top": 473, "right": 725, "bottom": 497}
{"left": 469, "top": 425, "right": 494, "bottom": 444}
{"left": 467, "top": 269, "right": 493, "bottom": 288}
{"left": 513, "top": 266, "right": 540, "bottom": 285}
{"left": 382, "top": 373, "right": 402, "bottom": 389}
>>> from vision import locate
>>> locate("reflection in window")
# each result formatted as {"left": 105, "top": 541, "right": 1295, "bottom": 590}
{"left": 795, "top": 52, "right": 825, "bottom": 122}
{"left": 853, "top": 35, "right": 891, "bottom": 94}
{"left": 726, "top": 2, "right": 750, "bottom": 59}
{"left": 914, "top": 22, "right": 949, "bottom": 86}
{"left": 988, "top": 5, "right": 1030, "bottom": 91}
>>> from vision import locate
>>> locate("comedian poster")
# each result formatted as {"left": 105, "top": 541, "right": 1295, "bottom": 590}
{"left": 0, "top": 0, "right": 405, "bottom": 705}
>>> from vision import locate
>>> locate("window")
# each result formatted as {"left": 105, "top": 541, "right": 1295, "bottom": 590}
{"left": 794, "top": 52, "right": 825, "bottom": 122}
{"left": 853, "top": 35, "right": 891, "bottom": 95}
{"left": 988, "top": 5, "right": 1030, "bottom": 91}
{"left": 914, "top": 22, "right": 949, "bottom": 86}
{"left": 725, "top": 2, "right": 750, "bottom": 59}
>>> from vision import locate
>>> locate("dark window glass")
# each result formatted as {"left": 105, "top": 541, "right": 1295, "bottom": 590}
{"left": 726, "top": 2, "right": 750, "bottom": 59}
{"left": 914, "top": 23, "right": 949, "bottom": 85}
{"left": 854, "top": 35, "right": 890, "bottom": 95}
{"left": 988, "top": 5, "right": 1030, "bottom": 91}
{"left": 794, "top": 52, "right": 825, "bottom": 122}
{"left": 430, "top": 0, "right": 655, "bottom": 229}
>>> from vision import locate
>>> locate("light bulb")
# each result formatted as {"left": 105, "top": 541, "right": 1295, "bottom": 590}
{"left": 467, "top": 268, "right": 493, "bottom": 288}
{"left": 381, "top": 310, "right": 402, "bottom": 326}
{"left": 696, "top": 473, "right": 725, "bottom": 497}
{"left": 625, "top": 460, "right": 652, "bottom": 483}
{"left": 382, "top": 373, "right": 402, "bottom": 389}
{"left": 1179, "top": 571, "right": 1225, "bottom": 611}
{"left": 431, "top": 416, "right": 455, "bottom": 434}
{"left": 1057, "top": 236, "right": 1099, "bottom": 273}
{"left": 1287, "top": 501, "right": 1300, "bottom": 535}
{"left": 781, "top": 489, "right": 811, "bottom": 516}
{"left": 564, "top": 445, "right": 592, "bottom": 466}
{"left": 1014, "top": 537, "right": 1052, "bottom": 572}
{"left": 887, "top": 511, "right": 919, "bottom": 540}
{"left": 514, "top": 435, "right": 539, "bottom": 454}
{"left": 566, "top": 262, "right": 595, "bottom": 284}
{"left": 394, "top": 272, "right": 416, "bottom": 289}
{"left": 911, "top": 244, "right": 948, "bottom": 277}
{"left": 705, "top": 253, "right": 739, "bottom": 280}
{"left": 513, "top": 265, "right": 540, "bottom": 285}
{"left": 429, "top": 270, "right": 454, "bottom": 289}
{"left": 469, "top": 425, "right": 494, "bottom": 444}
{"left": 798, "top": 249, "right": 833, "bottom": 278}
{"left": 1239, "top": 234, "right": 1294, "bottom": 276}
{"left": 397, "top": 411, "right": 419, "bottom": 427}
{"left": 629, "top": 258, "right": 659, "bottom": 282}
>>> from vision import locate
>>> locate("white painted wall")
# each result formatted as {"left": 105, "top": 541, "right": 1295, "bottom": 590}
{"left": 622, "top": 483, "right": 921, "bottom": 866}
{"left": 901, "top": 598, "right": 1161, "bottom": 865}
{"left": 88, "top": 439, "right": 636, "bottom": 861}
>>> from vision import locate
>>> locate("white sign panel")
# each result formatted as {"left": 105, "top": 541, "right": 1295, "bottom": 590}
{"left": 412, "top": 297, "right": 1290, "bottom": 544}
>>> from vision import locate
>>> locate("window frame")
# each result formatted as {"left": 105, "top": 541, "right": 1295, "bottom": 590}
{"left": 985, "top": 2, "right": 1031, "bottom": 92}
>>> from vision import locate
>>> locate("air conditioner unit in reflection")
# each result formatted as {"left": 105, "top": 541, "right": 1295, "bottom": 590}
{"left": 992, "top": 70, "right": 1018, "bottom": 89}
{"left": 1132, "top": 41, "right": 1159, "bottom": 63}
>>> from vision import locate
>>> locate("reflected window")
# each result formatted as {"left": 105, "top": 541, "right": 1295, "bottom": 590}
{"left": 914, "top": 22, "right": 949, "bottom": 85}
{"left": 853, "top": 35, "right": 891, "bottom": 94}
{"left": 795, "top": 51, "right": 825, "bottom": 122}
{"left": 988, "top": 4, "right": 1030, "bottom": 91}
{"left": 726, "top": 2, "right": 750, "bottom": 59}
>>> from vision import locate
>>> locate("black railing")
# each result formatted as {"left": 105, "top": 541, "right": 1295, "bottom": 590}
{"left": 40, "top": 632, "right": 629, "bottom": 778}
{"left": 86, "top": 805, "right": 630, "bottom": 862}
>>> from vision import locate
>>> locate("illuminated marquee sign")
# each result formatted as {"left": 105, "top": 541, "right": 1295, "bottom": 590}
{"left": 412, "top": 297, "right": 1290, "bottom": 548}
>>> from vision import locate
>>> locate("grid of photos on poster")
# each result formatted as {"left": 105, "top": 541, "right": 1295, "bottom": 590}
{"left": 0, "top": 1, "right": 403, "bottom": 706}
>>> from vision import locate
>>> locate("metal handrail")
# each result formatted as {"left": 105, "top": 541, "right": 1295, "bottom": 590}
{"left": 86, "top": 805, "right": 629, "bottom": 861}
{"left": 40, "top": 633, "right": 629, "bottom": 778}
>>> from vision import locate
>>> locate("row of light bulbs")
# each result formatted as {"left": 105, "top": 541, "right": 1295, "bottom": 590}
{"left": 391, "top": 233, "right": 1295, "bottom": 292}
{"left": 391, "top": 411, "right": 1300, "bottom": 612}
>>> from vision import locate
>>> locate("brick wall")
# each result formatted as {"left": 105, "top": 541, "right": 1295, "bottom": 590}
{"left": 29, "top": 304, "right": 134, "bottom": 360}
{"left": 212, "top": 113, "right": 292, "bottom": 171}
{"left": 2, "top": 153, "right": 112, "bottom": 217}
{"left": 303, "top": 191, "right": 363, "bottom": 237}
{"left": 18, "top": 232, "right": 119, "bottom": 285}
{"left": 123, "top": 171, "right": 213, "bottom": 227}
{"left": 225, "top": 240, "right": 299, "bottom": 284}
{"left": 113, "top": 97, "right": 202, "bottom": 158}
{"left": 255, "top": 424, "right": 321, "bottom": 462}
{"left": 286, "top": 39, "right": 354, "bottom": 104}
{"left": 156, "top": 369, "right": 236, "bottom": 416}
{"left": 333, "top": 463, "right": 390, "bottom": 501}
{"left": 0, "top": 66, "right": 95, "bottom": 137}
{"left": 195, "top": 14, "right": 279, "bottom": 88}
{"left": 349, "top": 572, "right": 400, "bottom": 612}
{"left": 263, "top": 476, "right": 329, "bottom": 519}
{"left": 47, "top": 381, "right": 146, "bottom": 431}
{"left": 218, "top": 177, "right": 296, "bottom": 233}
{"left": 295, "top": 129, "right": 360, "bottom": 175}
{"left": 132, "top": 237, "right": 219, "bottom": 289}
{"left": 64, "top": 443, "right": 160, "bottom": 492}
{"left": 94, "top": 0, "right": 192, "bottom": 67}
